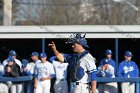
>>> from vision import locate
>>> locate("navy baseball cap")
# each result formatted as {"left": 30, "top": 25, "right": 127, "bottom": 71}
{"left": 7, "top": 56, "right": 14, "bottom": 62}
{"left": 22, "top": 59, "right": 29, "bottom": 68}
{"left": 40, "top": 53, "right": 47, "bottom": 58}
{"left": 31, "top": 52, "right": 39, "bottom": 57}
{"left": 102, "top": 59, "right": 109, "bottom": 65}
{"left": 105, "top": 49, "right": 112, "bottom": 55}
{"left": 125, "top": 51, "right": 133, "bottom": 57}
{"left": 9, "top": 50, "right": 17, "bottom": 56}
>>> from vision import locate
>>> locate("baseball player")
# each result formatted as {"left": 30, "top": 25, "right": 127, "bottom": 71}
{"left": 97, "top": 59, "right": 118, "bottom": 93}
{"left": 49, "top": 33, "right": 97, "bottom": 93}
{"left": 99, "top": 49, "right": 116, "bottom": 72}
{"left": 34, "top": 52, "right": 55, "bottom": 93}
{"left": 27, "top": 52, "right": 41, "bottom": 93}
{"left": 30, "top": 52, "right": 41, "bottom": 74}
{"left": 31, "top": 52, "right": 41, "bottom": 64}
{"left": 117, "top": 51, "right": 139, "bottom": 93}
{"left": 50, "top": 55, "right": 69, "bottom": 93}
{"left": 2, "top": 50, "right": 22, "bottom": 69}
{"left": 4, "top": 56, "right": 23, "bottom": 93}
{"left": 21, "top": 59, "right": 32, "bottom": 76}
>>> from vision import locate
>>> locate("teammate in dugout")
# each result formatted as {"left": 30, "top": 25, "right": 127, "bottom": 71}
{"left": 117, "top": 51, "right": 139, "bottom": 93}
{"left": 97, "top": 59, "right": 118, "bottom": 93}
{"left": 49, "top": 33, "right": 97, "bottom": 93}
{"left": 34, "top": 52, "right": 55, "bottom": 93}
{"left": 99, "top": 49, "right": 116, "bottom": 73}
{"left": 3, "top": 50, "right": 22, "bottom": 69}
{"left": 50, "top": 54, "right": 69, "bottom": 93}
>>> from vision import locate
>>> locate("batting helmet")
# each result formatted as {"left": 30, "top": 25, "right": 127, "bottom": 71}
{"left": 66, "top": 33, "right": 89, "bottom": 48}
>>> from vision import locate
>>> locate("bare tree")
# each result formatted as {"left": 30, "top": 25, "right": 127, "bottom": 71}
{"left": 12, "top": 0, "right": 139, "bottom": 25}
{"left": 0, "top": 0, "right": 3, "bottom": 25}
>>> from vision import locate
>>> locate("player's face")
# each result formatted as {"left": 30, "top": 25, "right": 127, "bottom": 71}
{"left": 31, "top": 56, "right": 36, "bottom": 60}
{"left": 41, "top": 57, "right": 47, "bottom": 62}
{"left": 72, "top": 43, "right": 82, "bottom": 53}
{"left": 106, "top": 54, "right": 112, "bottom": 59}
{"left": 125, "top": 56, "right": 132, "bottom": 61}
{"left": 13, "top": 56, "right": 16, "bottom": 59}
{"left": 8, "top": 62, "right": 13, "bottom": 66}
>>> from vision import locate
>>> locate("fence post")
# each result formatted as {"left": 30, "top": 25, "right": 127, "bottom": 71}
{"left": 115, "top": 38, "right": 118, "bottom": 69}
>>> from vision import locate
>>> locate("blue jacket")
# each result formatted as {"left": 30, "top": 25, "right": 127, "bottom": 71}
{"left": 117, "top": 60, "right": 139, "bottom": 77}
{"left": 99, "top": 58, "right": 116, "bottom": 72}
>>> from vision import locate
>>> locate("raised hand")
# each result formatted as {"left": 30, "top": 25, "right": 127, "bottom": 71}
{"left": 48, "top": 41, "right": 56, "bottom": 51}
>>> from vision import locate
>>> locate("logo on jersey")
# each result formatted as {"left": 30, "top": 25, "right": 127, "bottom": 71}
{"left": 123, "top": 66, "right": 134, "bottom": 73}
{"left": 38, "top": 67, "right": 48, "bottom": 77}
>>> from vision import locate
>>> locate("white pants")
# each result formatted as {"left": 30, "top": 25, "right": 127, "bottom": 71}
{"left": 0, "top": 83, "right": 8, "bottom": 93}
{"left": 35, "top": 80, "right": 51, "bottom": 93}
{"left": 54, "top": 80, "right": 68, "bottom": 93}
{"left": 121, "top": 82, "right": 135, "bottom": 93}
{"left": 74, "top": 83, "right": 90, "bottom": 93}
{"left": 98, "top": 82, "right": 118, "bottom": 93}
{"left": 10, "top": 83, "right": 23, "bottom": 93}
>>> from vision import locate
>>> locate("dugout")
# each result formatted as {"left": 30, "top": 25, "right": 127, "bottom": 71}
{"left": 0, "top": 38, "right": 139, "bottom": 68}
{"left": 0, "top": 26, "right": 140, "bottom": 93}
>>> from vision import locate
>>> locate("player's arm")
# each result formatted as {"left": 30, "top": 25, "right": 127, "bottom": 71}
{"left": 33, "top": 65, "right": 38, "bottom": 89}
{"left": 91, "top": 80, "right": 96, "bottom": 93}
{"left": 40, "top": 64, "right": 55, "bottom": 81}
{"left": 40, "top": 74, "right": 55, "bottom": 81}
{"left": 87, "top": 58, "right": 97, "bottom": 93}
{"left": 48, "top": 41, "right": 64, "bottom": 62}
{"left": 134, "top": 63, "right": 139, "bottom": 77}
{"left": 34, "top": 78, "right": 38, "bottom": 89}
{"left": 90, "top": 70, "right": 97, "bottom": 93}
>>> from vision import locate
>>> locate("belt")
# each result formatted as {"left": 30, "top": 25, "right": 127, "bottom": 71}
{"left": 57, "top": 79, "right": 66, "bottom": 81}
{"left": 76, "top": 82, "right": 89, "bottom": 85}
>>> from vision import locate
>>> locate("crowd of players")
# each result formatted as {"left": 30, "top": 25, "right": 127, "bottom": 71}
{"left": 0, "top": 33, "right": 139, "bottom": 93}
{"left": 0, "top": 49, "right": 139, "bottom": 93}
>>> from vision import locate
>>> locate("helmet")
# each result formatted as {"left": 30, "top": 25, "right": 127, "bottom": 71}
{"left": 66, "top": 33, "right": 89, "bottom": 48}
{"left": 105, "top": 49, "right": 112, "bottom": 55}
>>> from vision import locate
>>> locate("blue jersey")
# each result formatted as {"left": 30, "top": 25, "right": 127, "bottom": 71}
{"left": 64, "top": 50, "right": 97, "bottom": 83}
{"left": 117, "top": 60, "right": 139, "bottom": 78}
{"left": 99, "top": 58, "right": 116, "bottom": 72}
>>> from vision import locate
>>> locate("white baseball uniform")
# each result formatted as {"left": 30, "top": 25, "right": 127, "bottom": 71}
{"left": 28, "top": 60, "right": 41, "bottom": 74}
{"left": 0, "top": 83, "right": 8, "bottom": 93}
{"left": 52, "top": 60, "right": 69, "bottom": 93}
{"left": 65, "top": 50, "right": 97, "bottom": 93}
{"left": 34, "top": 61, "right": 55, "bottom": 93}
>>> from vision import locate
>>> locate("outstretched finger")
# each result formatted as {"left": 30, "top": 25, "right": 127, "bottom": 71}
{"left": 51, "top": 41, "right": 55, "bottom": 45}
